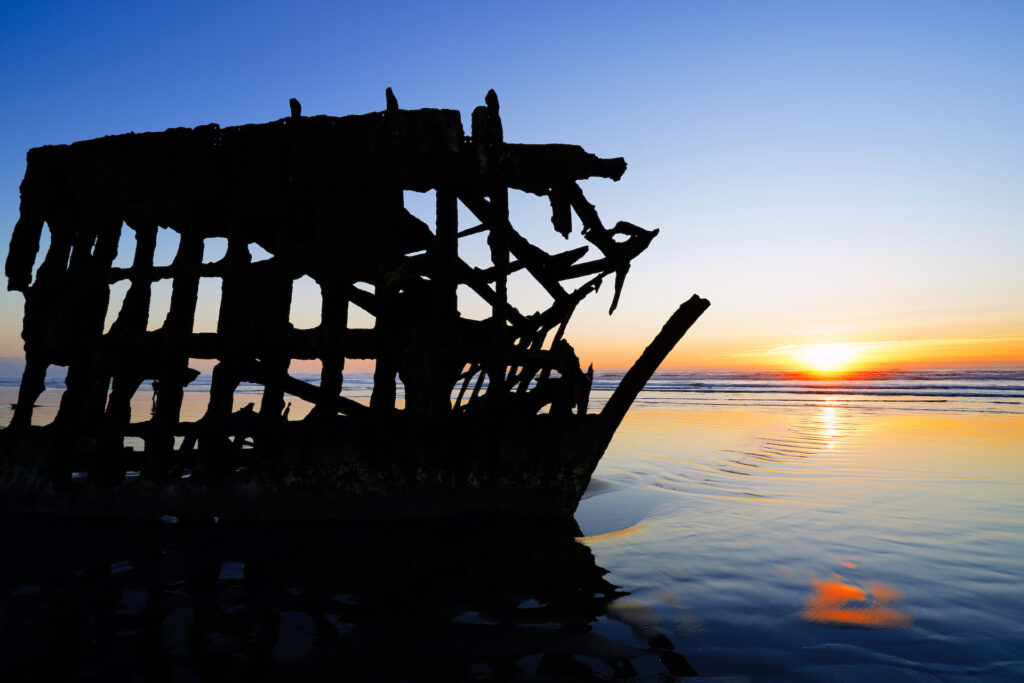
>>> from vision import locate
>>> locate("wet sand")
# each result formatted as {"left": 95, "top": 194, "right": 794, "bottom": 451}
{"left": 575, "top": 394, "right": 1024, "bottom": 680}
{"left": 2, "top": 374, "right": 1023, "bottom": 679}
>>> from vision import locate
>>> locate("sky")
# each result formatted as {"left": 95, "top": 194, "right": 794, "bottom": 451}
{"left": 1, "top": 0, "right": 1021, "bottom": 373}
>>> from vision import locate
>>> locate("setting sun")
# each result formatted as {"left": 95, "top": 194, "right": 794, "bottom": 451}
{"left": 799, "top": 343, "right": 858, "bottom": 374}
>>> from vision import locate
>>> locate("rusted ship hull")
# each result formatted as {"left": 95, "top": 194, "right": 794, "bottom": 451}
{"left": 0, "top": 291, "right": 708, "bottom": 520}
{"left": 2, "top": 90, "right": 709, "bottom": 520}
{"left": 0, "top": 413, "right": 610, "bottom": 520}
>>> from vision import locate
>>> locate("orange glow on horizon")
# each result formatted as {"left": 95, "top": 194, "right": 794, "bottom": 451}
{"left": 798, "top": 343, "right": 859, "bottom": 375}
{"left": 653, "top": 333, "right": 1024, "bottom": 374}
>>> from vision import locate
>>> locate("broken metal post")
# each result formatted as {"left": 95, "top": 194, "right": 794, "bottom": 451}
{"left": 148, "top": 230, "right": 204, "bottom": 466}
{"left": 600, "top": 295, "right": 711, "bottom": 442}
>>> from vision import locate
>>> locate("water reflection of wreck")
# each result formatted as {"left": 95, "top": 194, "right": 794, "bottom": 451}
{"left": 1, "top": 90, "right": 708, "bottom": 519}
{"left": 0, "top": 517, "right": 697, "bottom": 679}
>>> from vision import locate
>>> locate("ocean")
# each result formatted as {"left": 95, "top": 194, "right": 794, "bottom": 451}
{"left": 1, "top": 369, "right": 1023, "bottom": 680}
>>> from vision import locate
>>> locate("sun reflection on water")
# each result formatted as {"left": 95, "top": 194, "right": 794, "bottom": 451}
{"left": 820, "top": 400, "right": 840, "bottom": 446}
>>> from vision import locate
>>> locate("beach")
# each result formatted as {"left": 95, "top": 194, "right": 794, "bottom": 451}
{"left": 1, "top": 370, "right": 1023, "bottom": 680}
{"left": 578, "top": 370, "right": 1024, "bottom": 679}
{"left": 3, "top": 1, "right": 1022, "bottom": 678}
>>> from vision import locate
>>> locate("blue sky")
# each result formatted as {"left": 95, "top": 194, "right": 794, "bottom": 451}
{"left": 1, "top": 1, "right": 1021, "bottom": 369}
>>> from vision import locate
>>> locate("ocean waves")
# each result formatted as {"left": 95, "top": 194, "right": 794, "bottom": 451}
{"left": 3, "top": 369, "right": 1021, "bottom": 414}
{"left": 590, "top": 370, "right": 1024, "bottom": 404}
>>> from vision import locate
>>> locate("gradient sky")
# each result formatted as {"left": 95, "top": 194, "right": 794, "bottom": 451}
{"left": 1, "top": 1, "right": 1021, "bottom": 372}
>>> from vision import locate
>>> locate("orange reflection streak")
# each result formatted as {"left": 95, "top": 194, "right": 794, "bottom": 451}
{"left": 820, "top": 400, "right": 840, "bottom": 444}
{"left": 576, "top": 521, "right": 646, "bottom": 544}
{"left": 801, "top": 577, "right": 912, "bottom": 628}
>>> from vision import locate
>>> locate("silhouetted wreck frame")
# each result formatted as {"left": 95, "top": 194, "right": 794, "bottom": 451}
{"left": 0, "top": 90, "right": 709, "bottom": 519}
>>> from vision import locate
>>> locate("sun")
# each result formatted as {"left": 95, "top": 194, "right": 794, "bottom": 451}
{"left": 799, "top": 343, "right": 858, "bottom": 374}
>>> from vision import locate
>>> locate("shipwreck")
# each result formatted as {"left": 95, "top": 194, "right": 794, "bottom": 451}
{"left": 0, "top": 90, "right": 709, "bottom": 520}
